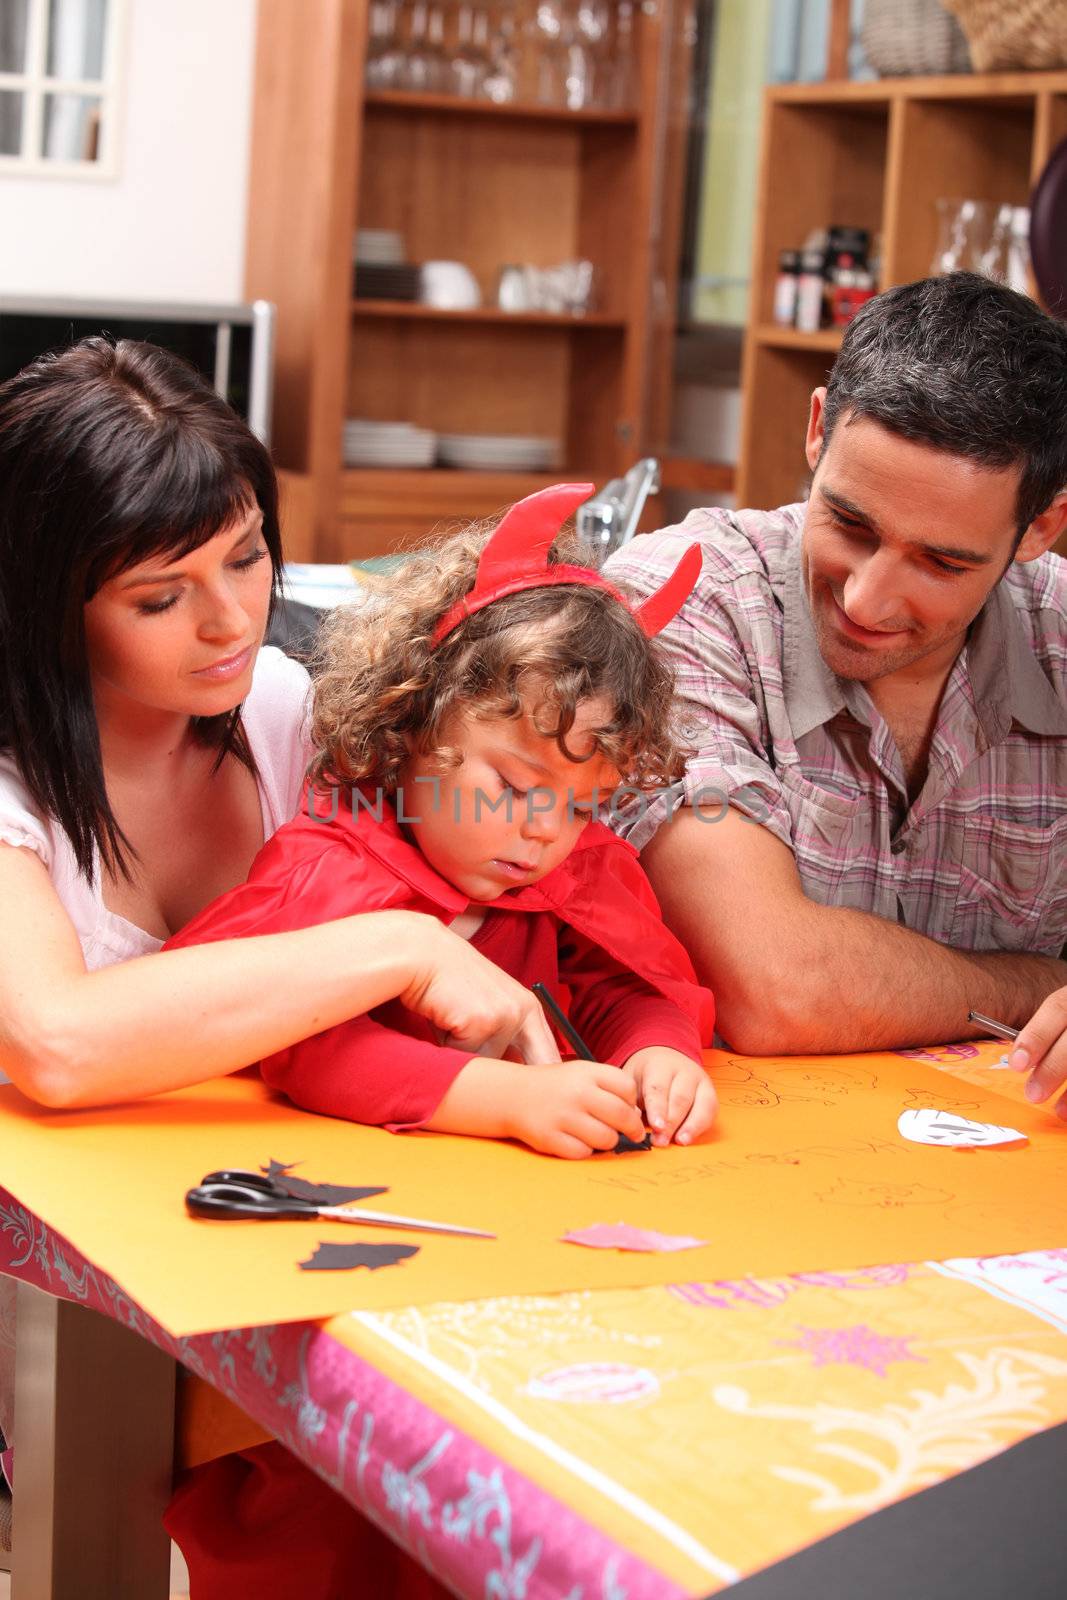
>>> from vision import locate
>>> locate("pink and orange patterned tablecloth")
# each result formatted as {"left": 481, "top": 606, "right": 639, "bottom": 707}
{"left": 3, "top": 1040, "right": 1067, "bottom": 1597}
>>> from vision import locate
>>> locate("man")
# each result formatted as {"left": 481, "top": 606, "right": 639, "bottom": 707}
{"left": 604, "top": 273, "right": 1067, "bottom": 1105}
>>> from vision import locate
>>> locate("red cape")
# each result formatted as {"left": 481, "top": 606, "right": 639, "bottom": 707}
{"left": 167, "top": 792, "right": 714, "bottom": 1125}
{"left": 173, "top": 791, "right": 711, "bottom": 1027}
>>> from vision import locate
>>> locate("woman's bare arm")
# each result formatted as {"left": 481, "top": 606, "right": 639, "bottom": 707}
{"left": 0, "top": 845, "right": 558, "bottom": 1107}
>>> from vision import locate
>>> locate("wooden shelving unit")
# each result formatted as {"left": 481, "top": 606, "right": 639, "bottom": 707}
{"left": 363, "top": 87, "right": 640, "bottom": 125}
{"left": 738, "top": 69, "right": 1067, "bottom": 511}
{"left": 352, "top": 300, "right": 627, "bottom": 329}
{"left": 244, "top": 0, "right": 695, "bottom": 560}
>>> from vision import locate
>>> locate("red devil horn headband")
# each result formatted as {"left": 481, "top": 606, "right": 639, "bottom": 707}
{"left": 431, "top": 482, "right": 702, "bottom": 646}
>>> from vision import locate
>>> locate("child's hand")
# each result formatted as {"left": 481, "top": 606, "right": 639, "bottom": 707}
{"left": 622, "top": 1047, "right": 717, "bottom": 1147}
{"left": 509, "top": 1060, "right": 646, "bottom": 1159}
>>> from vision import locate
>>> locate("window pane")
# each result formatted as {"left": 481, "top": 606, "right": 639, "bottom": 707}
{"left": 47, "top": 0, "right": 108, "bottom": 80}
{"left": 42, "top": 90, "right": 101, "bottom": 160}
{"left": 0, "top": 90, "right": 23, "bottom": 156}
{"left": 0, "top": 0, "right": 30, "bottom": 74}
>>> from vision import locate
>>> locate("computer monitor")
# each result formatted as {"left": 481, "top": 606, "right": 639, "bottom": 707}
{"left": 0, "top": 296, "right": 276, "bottom": 445}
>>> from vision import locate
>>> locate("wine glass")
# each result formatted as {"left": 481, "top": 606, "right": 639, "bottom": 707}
{"left": 365, "top": 0, "right": 404, "bottom": 88}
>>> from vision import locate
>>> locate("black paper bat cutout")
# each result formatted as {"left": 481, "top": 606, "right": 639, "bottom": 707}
{"left": 262, "top": 1159, "right": 388, "bottom": 1206}
{"left": 299, "top": 1240, "right": 420, "bottom": 1272}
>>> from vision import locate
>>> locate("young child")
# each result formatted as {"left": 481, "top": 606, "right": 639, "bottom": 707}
{"left": 164, "top": 483, "right": 716, "bottom": 1599}
{"left": 167, "top": 482, "right": 716, "bottom": 1152}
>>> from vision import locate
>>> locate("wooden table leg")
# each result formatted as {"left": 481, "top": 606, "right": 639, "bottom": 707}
{"left": 11, "top": 1282, "right": 175, "bottom": 1600}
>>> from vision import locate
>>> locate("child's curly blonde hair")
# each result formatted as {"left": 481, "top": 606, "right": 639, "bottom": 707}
{"left": 309, "top": 521, "right": 690, "bottom": 794}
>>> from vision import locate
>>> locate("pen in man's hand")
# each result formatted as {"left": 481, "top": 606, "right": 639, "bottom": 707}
{"left": 968, "top": 1009, "right": 1020, "bottom": 1043}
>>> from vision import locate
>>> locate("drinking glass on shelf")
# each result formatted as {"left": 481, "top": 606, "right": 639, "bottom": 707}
{"left": 603, "top": 0, "right": 636, "bottom": 109}
{"left": 930, "top": 198, "right": 994, "bottom": 277}
{"left": 977, "top": 202, "right": 1016, "bottom": 283}
{"left": 399, "top": 0, "right": 447, "bottom": 91}
{"left": 575, "top": 0, "right": 611, "bottom": 106}
{"left": 365, "top": 0, "right": 404, "bottom": 87}
{"left": 1005, "top": 206, "right": 1031, "bottom": 295}
{"left": 563, "top": 23, "right": 594, "bottom": 110}
{"left": 449, "top": 0, "right": 486, "bottom": 96}
{"left": 529, "top": 0, "right": 567, "bottom": 106}
{"left": 480, "top": 0, "right": 518, "bottom": 103}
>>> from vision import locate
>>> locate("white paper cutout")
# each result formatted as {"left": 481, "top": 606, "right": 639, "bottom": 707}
{"left": 897, "top": 1108, "right": 1028, "bottom": 1149}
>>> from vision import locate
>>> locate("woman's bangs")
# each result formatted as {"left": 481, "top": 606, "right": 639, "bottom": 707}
{"left": 88, "top": 442, "right": 265, "bottom": 591}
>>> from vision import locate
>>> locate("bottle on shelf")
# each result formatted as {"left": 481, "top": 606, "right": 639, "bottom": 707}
{"left": 772, "top": 249, "right": 801, "bottom": 328}
{"left": 794, "top": 250, "right": 827, "bottom": 333}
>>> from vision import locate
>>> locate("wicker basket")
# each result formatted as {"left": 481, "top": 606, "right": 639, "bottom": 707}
{"left": 943, "top": 0, "right": 1067, "bottom": 71}
{"left": 861, "top": 0, "right": 971, "bottom": 77}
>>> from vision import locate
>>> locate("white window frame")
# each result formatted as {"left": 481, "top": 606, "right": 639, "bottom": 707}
{"left": 0, "top": 0, "right": 126, "bottom": 178}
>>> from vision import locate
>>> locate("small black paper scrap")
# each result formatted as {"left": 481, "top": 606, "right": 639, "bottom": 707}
{"left": 299, "top": 1241, "right": 420, "bottom": 1272}
{"left": 611, "top": 1131, "right": 652, "bottom": 1153}
{"left": 262, "top": 1159, "right": 388, "bottom": 1206}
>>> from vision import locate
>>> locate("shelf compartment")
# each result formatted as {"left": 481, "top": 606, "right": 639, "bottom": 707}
{"left": 339, "top": 466, "right": 609, "bottom": 560}
{"left": 754, "top": 325, "right": 845, "bottom": 352}
{"left": 356, "top": 113, "right": 638, "bottom": 332}
{"left": 1033, "top": 91, "right": 1067, "bottom": 175}
{"left": 884, "top": 96, "right": 1036, "bottom": 285}
{"left": 753, "top": 99, "right": 890, "bottom": 327}
{"left": 352, "top": 300, "right": 626, "bottom": 329}
{"left": 363, "top": 89, "right": 638, "bottom": 127}
{"left": 347, "top": 293, "right": 625, "bottom": 481}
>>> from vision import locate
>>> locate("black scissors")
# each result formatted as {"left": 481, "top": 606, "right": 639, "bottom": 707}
{"left": 185, "top": 1169, "right": 495, "bottom": 1239}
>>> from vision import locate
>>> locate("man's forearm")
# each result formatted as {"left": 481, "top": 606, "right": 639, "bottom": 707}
{"left": 643, "top": 806, "right": 1067, "bottom": 1056}
{"left": 719, "top": 901, "right": 1067, "bottom": 1054}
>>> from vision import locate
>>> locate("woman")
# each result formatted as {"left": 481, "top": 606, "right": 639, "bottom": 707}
{"left": 0, "top": 335, "right": 557, "bottom": 1592}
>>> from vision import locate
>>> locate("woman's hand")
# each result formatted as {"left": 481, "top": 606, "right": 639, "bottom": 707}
{"left": 622, "top": 1046, "right": 718, "bottom": 1147}
{"left": 1011, "top": 987, "right": 1067, "bottom": 1117}
{"left": 397, "top": 915, "right": 561, "bottom": 1064}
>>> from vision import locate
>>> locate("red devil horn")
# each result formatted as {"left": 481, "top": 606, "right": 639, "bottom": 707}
{"left": 474, "top": 482, "right": 595, "bottom": 591}
{"left": 632, "top": 544, "right": 703, "bottom": 637}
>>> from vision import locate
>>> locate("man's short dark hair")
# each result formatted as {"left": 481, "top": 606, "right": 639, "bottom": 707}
{"left": 822, "top": 272, "right": 1067, "bottom": 534}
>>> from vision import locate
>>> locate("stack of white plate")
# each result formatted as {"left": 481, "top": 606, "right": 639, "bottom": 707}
{"left": 354, "top": 229, "right": 405, "bottom": 265}
{"left": 437, "top": 433, "right": 562, "bottom": 472}
{"left": 343, "top": 419, "right": 437, "bottom": 469}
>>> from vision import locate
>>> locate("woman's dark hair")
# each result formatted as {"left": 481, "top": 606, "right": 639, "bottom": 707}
{"left": 822, "top": 272, "right": 1067, "bottom": 535}
{"left": 0, "top": 336, "right": 282, "bottom": 879}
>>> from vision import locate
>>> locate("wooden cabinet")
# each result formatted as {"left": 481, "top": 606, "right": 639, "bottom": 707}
{"left": 738, "top": 70, "right": 1067, "bottom": 513}
{"left": 245, "top": 0, "right": 694, "bottom": 561}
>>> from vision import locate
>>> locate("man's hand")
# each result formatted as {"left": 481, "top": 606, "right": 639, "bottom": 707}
{"left": 1011, "top": 987, "right": 1067, "bottom": 1117}
{"left": 622, "top": 1046, "right": 718, "bottom": 1147}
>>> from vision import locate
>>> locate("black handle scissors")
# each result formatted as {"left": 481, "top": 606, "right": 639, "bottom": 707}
{"left": 185, "top": 1169, "right": 495, "bottom": 1239}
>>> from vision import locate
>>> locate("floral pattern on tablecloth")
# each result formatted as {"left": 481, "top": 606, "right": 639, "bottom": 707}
{"left": 0, "top": 1186, "right": 685, "bottom": 1600}
{"left": 335, "top": 1256, "right": 1067, "bottom": 1592}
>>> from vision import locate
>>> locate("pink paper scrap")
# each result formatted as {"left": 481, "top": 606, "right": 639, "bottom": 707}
{"left": 561, "top": 1222, "right": 708, "bottom": 1253}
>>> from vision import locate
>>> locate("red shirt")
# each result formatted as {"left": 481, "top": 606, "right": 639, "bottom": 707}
{"left": 166, "top": 792, "right": 714, "bottom": 1129}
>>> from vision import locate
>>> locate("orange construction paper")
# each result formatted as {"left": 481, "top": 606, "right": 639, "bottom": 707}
{"left": 0, "top": 1048, "right": 1064, "bottom": 1336}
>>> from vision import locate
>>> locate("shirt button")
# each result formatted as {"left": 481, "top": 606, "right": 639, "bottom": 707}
{"left": 890, "top": 837, "right": 907, "bottom": 856}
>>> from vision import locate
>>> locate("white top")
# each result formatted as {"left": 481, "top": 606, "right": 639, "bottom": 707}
{"left": 0, "top": 646, "right": 312, "bottom": 971}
